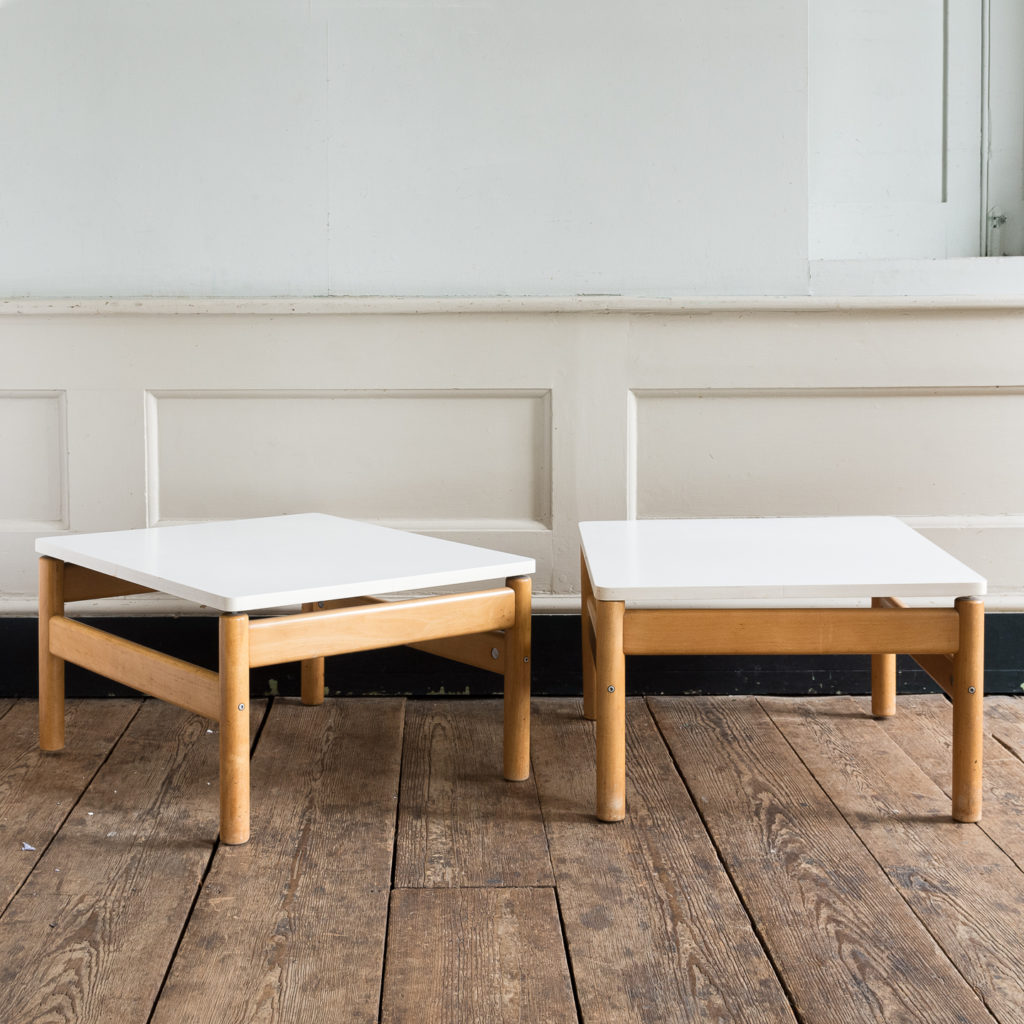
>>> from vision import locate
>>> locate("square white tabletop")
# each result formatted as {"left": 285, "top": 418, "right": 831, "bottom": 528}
{"left": 579, "top": 517, "right": 986, "bottom": 603}
{"left": 37, "top": 514, "right": 536, "bottom": 613}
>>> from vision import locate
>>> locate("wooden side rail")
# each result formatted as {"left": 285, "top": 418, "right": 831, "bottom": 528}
{"left": 63, "top": 564, "right": 155, "bottom": 603}
{"left": 621, "top": 607, "right": 960, "bottom": 656}
{"left": 249, "top": 588, "right": 516, "bottom": 667}
{"left": 874, "top": 595, "right": 955, "bottom": 695}
{"left": 48, "top": 616, "right": 220, "bottom": 720}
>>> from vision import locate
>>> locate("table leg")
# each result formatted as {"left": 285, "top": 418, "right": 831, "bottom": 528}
{"left": 38, "top": 556, "right": 66, "bottom": 751}
{"left": 503, "top": 575, "right": 532, "bottom": 782}
{"left": 870, "top": 598, "right": 897, "bottom": 718}
{"left": 952, "top": 596, "right": 984, "bottom": 823}
{"left": 219, "top": 614, "right": 251, "bottom": 845}
{"left": 595, "top": 600, "right": 626, "bottom": 822}
{"left": 581, "top": 551, "right": 597, "bottom": 721}
{"left": 299, "top": 603, "right": 325, "bottom": 705}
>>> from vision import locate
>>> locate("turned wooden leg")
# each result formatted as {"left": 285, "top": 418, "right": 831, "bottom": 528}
{"left": 870, "top": 599, "right": 897, "bottom": 718}
{"left": 952, "top": 596, "right": 984, "bottom": 823}
{"left": 299, "top": 603, "right": 325, "bottom": 705}
{"left": 38, "top": 556, "right": 66, "bottom": 751}
{"left": 219, "top": 613, "right": 251, "bottom": 845}
{"left": 503, "top": 575, "right": 532, "bottom": 782}
{"left": 595, "top": 599, "right": 626, "bottom": 822}
{"left": 581, "top": 551, "right": 597, "bottom": 721}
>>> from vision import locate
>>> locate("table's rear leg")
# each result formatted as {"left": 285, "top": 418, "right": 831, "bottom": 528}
{"left": 39, "top": 556, "right": 66, "bottom": 751}
{"left": 219, "top": 614, "right": 251, "bottom": 845}
{"left": 503, "top": 575, "right": 532, "bottom": 782}
{"left": 299, "top": 602, "right": 325, "bottom": 705}
{"left": 595, "top": 600, "right": 626, "bottom": 822}
{"left": 870, "top": 598, "right": 897, "bottom": 718}
{"left": 581, "top": 551, "right": 597, "bottom": 721}
{"left": 952, "top": 596, "right": 984, "bottom": 823}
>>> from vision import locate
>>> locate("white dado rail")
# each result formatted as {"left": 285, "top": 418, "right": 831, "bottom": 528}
{"left": 3, "top": 296, "right": 1024, "bottom": 614}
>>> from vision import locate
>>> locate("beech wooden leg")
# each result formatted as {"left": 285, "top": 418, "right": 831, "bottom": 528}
{"left": 299, "top": 602, "right": 325, "bottom": 705}
{"left": 951, "top": 596, "right": 984, "bottom": 823}
{"left": 595, "top": 600, "right": 626, "bottom": 822}
{"left": 581, "top": 551, "right": 597, "bottom": 721}
{"left": 870, "top": 599, "right": 897, "bottom": 718}
{"left": 503, "top": 575, "right": 532, "bottom": 782}
{"left": 219, "top": 614, "right": 251, "bottom": 845}
{"left": 38, "top": 556, "right": 66, "bottom": 751}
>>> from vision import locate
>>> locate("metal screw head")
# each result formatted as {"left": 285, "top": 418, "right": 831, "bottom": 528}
{"left": 237, "top": 703, "right": 245, "bottom": 711}
{"left": 607, "top": 685, "right": 615, "bottom": 693}
{"left": 968, "top": 687, "right": 976, "bottom": 694}
{"left": 490, "top": 648, "right": 500, "bottom": 660}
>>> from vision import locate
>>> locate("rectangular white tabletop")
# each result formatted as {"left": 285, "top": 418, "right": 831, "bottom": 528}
{"left": 579, "top": 517, "right": 986, "bottom": 603}
{"left": 37, "top": 514, "right": 535, "bottom": 612}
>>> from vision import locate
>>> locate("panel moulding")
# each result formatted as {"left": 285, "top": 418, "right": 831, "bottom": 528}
{"left": 0, "top": 391, "right": 68, "bottom": 530}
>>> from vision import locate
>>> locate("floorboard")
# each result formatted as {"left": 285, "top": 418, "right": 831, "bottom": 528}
{"left": 651, "top": 695, "right": 995, "bottom": 1024}
{"left": 395, "top": 699, "right": 552, "bottom": 888}
{"left": 151, "top": 698, "right": 404, "bottom": 1024}
{"left": 380, "top": 888, "right": 577, "bottom": 1024}
{"left": 762, "top": 695, "right": 1024, "bottom": 1022}
{"left": 5, "top": 695, "right": 1024, "bottom": 1024}
{"left": 533, "top": 698, "right": 796, "bottom": 1024}
{"left": 0, "top": 699, "right": 140, "bottom": 910}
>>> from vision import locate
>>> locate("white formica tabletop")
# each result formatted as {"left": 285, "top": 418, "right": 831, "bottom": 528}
{"left": 37, "top": 514, "right": 536, "bottom": 613}
{"left": 579, "top": 517, "right": 986, "bottom": 603}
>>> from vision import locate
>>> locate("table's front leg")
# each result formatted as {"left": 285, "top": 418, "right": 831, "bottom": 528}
{"left": 952, "top": 596, "right": 985, "bottom": 823}
{"left": 503, "top": 575, "right": 532, "bottom": 782}
{"left": 219, "top": 614, "right": 252, "bottom": 845}
{"left": 38, "top": 556, "right": 66, "bottom": 751}
{"left": 595, "top": 599, "right": 626, "bottom": 822}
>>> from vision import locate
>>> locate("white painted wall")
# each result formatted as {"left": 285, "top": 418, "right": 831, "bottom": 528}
{"left": 2, "top": 5, "right": 1023, "bottom": 615}
{"left": 0, "top": 0, "right": 807, "bottom": 297}
{"left": 3, "top": 298, "right": 1024, "bottom": 612}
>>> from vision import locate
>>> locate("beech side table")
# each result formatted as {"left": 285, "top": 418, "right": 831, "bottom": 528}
{"left": 37, "top": 514, "right": 535, "bottom": 844}
{"left": 579, "top": 517, "right": 986, "bottom": 824}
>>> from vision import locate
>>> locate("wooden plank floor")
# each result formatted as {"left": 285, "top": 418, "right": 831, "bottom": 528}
{"left": 3, "top": 694, "right": 1024, "bottom": 1023}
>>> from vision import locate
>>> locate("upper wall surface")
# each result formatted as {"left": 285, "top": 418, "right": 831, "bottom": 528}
{"left": 0, "top": 0, "right": 807, "bottom": 297}
{"left": 3, "top": 298, "right": 1023, "bottom": 613}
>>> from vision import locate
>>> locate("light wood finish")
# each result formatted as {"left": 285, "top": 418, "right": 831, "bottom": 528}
{"left": 531, "top": 698, "right": 797, "bottom": 1024}
{"left": 595, "top": 600, "right": 626, "bottom": 822}
{"left": 381, "top": 888, "right": 577, "bottom": 1024}
{"left": 503, "top": 575, "right": 532, "bottom": 782}
{"left": 151, "top": 699, "right": 402, "bottom": 1024}
{"left": 409, "top": 630, "right": 506, "bottom": 673}
{"left": 581, "top": 553, "right": 597, "bottom": 721}
{"left": 870, "top": 597, "right": 897, "bottom": 717}
{"left": 952, "top": 596, "right": 985, "bottom": 822}
{"left": 62, "top": 563, "right": 155, "bottom": 602}
{"left": 248, "top": 588, "right": 515, "bottom": 667}
{"left": 37, "top": 557, "right": 65, "bottom": 751}
{"left": 395, "top": 700, "right": 552, "bottom": 888}
{"left": 621, "top": 606, "right": 960, "bottom": 656}
{"left": 49, "top": 616, "right": 220, "bottom": 721}
{"left": 651, "top": 696, "right": 994, "bottom": 1024}
{"left": 218, "top": 614, "right": 251, "bottom": 846}
{"left": 299, "top": 602, "right": 325, "bottom": 705}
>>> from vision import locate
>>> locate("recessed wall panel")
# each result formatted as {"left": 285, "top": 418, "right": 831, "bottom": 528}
{"left": 150, "top": 391, "right": 551, "bottom": 527}
{"left": 0, "top": 392, "right": 66, "bottom": 527}
{"left": 635, "top": 389, "right": 1024, "bottom": 519}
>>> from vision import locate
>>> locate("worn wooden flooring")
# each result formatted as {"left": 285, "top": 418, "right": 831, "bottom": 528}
{"left": 2, "top": 693, "right": 1024, "bottom": 1023}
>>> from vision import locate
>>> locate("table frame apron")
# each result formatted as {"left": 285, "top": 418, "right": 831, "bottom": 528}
{"left": 38, "top": 556, "right": 532, "bottom": 845}
{"left": 580, "top": 551, "right": 984, "bottom": 825}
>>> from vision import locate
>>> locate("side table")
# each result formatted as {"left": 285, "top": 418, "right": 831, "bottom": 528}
{"left": 579, "top": 517, "right": 986, "bottom": 823}
{"left": 38, "top": 514, "right": 535, "bottom": 844}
